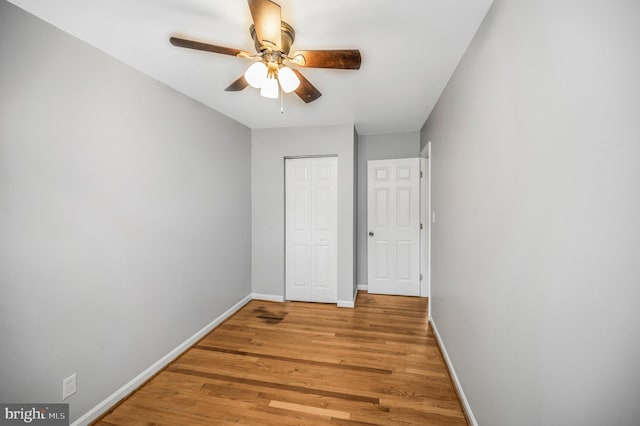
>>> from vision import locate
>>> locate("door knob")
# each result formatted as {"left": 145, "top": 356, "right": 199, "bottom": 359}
{"left": 369, "top": 231, "right": 374, "bottom": 237}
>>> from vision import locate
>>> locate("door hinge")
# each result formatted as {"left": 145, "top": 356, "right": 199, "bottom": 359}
{"left": 420, "top": 223, "right": 423, "bottom": 230}
{"left": 420, "top": 274, "right": 423, "bottom": 281}
{"left": 420, "top": 171, "right": 423, "bottom": 178}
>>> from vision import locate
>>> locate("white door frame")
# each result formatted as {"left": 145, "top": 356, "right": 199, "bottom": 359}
{"left": 419, "top": 143, "right": 431, "bottom": 299}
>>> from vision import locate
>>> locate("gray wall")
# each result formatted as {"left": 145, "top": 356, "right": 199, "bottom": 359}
{"left": 0, "top": 2, "right": 251, "bottom": 423}
{"left": 251, "top": 125, "right": 356, "bottom": 303}
{"left": 421, "top": 0, "right": 640, "bottom": 425}
{"left": 357, "top": 132, "right": 420, "bottom": 286}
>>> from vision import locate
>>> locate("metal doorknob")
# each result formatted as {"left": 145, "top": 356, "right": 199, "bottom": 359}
{"left": 369, "top": 232, "right": 374, "bottom": 237}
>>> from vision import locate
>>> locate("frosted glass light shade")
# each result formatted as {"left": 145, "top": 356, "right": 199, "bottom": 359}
{"left": 260, "top": 77, "right": 279, "bottom": 98}
{"left": 277, "top": 66, "right": 300, "bottom": 93}
{"left": 244, "top": 62, "right": 267, "bottom": 88}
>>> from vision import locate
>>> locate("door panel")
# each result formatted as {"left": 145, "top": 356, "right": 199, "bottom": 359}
{"left": 294, "top": 189, "right": 308, "bottom": 229}
{"left": 397, "top": 187, "right": 412, "bottom": 227}
{"left": 374, "top": 188, "right": 389, "bottom": 227}
{"left": 314, "top": 188, "right": 330, "bottom": 230}
{"left": 293, "top": 245, "right": 309, "bottom": 288}
{"left": 375, "top": 241, "right": 389, "bottom": 279}
{"left": 313, "top": 245, "right": 330, "bottom": 287}
{"left": 374, "top": 166, "right": 390, "bottom": 181}
{"left": 367, "top": 158, "right": 420, "bottom": 296}
{"left": 286, "top": 157, "right": 337, "bottom": 302}
{"left": 396, "top": 241, "right": 411, "bottom": 280}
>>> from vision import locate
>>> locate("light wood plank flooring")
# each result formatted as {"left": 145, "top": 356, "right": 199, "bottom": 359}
{"left": 95, "top": 292, "right": 467, "bottom": 425}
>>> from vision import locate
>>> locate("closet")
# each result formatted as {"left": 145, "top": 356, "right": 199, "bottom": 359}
{"left": 285, "top": 157, "right": 338, "bottom": 302}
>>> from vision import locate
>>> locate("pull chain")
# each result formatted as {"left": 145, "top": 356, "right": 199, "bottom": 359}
{"left": 280, "top": 86, "right": 285, "bottom": 114}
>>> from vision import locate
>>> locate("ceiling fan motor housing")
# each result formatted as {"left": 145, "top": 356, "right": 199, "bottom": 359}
{"left": 250, "top": 21, "right": 295, "bottom": 55}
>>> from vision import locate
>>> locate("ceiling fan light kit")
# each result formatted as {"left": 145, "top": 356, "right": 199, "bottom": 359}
{"left": 169, "top": 0, "right": 361, "bottom": 104}
{"left": 260, "top": 74, "right": 279, "bottom": 99}
{"left": 244, "top": 62, "right": 267, "bottom": 88}
{"left": 277, "top": 66, "right": 300, "bottom": 93}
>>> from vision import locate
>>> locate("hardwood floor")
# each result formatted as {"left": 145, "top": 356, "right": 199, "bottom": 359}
{"left": 94, "top": 292, "right": 467, "bottom": 425}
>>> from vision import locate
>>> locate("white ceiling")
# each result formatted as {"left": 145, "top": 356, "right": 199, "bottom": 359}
{"left": 8, "top": 0, "right": 493, "bottom": 135}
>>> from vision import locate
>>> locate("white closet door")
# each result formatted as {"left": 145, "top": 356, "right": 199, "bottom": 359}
{"left": 367, "top": 158, "right": 420, "bottom": 296}
{"left": 286, "top": 157, "right": 337, "bottom": 302}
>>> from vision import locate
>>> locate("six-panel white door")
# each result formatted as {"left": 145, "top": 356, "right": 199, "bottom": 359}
{"left": 285, "top": 157, "right": 338, "bottom": 303}
{"left": 367, "top": 158, "right": 420, "bottom": 296}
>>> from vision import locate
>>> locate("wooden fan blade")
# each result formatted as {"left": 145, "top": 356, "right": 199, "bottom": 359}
{"left": 225, "top": 75, "right": 249, "bottom": 91}
{"left": 248, "top": 0, "right": 282, "bottom": 50}
{"left": 291, "top": 50, "right": 362, "bottom": 70}
{"left": 292, "top": 69, "right": 322, "bottom": 103}
{"left": 170, "top": 36, "right": 249, "bottom": 57}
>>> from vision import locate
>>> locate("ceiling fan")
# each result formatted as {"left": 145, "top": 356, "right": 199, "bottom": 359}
{"left": 169, "top": 0, "right": 361, "bottom": 103}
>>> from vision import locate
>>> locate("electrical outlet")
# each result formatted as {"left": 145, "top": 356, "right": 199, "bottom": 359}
{"left": 62, "top": 374, "right": 76, "bottom": 400}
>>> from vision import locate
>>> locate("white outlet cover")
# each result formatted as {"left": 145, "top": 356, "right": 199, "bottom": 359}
{"left": 62, "top": 373, "right": 76, "bottom": 400}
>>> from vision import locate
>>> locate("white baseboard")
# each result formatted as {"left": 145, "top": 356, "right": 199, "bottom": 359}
{"left": 251, "top": 293, "right": 285, "bottom": 302}
{"left": 357, "top": 284, "right": 368, "bottom": 291}
{"left": 337, "top": 300, "right": 354, "bottom": 308}
{"left": 72, "top": 294, "right": 252, "bottom": 426}
{"left": 429, "top": 319, "right": 478, "bottom": 426}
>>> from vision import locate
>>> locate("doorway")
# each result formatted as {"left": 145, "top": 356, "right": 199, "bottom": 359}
{"left": 285, "top": 157, "right": 338, "bottom": 302}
